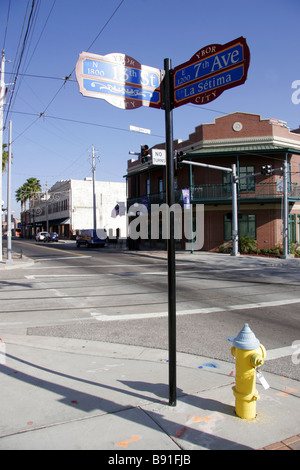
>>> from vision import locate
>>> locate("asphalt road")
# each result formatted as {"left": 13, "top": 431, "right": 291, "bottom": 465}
{"left": 1, "top": 238, "right": 300, "bottom": 381}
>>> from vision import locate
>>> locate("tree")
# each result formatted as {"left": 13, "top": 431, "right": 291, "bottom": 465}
{"left": 2, "top": 143, "right": 8, "bottom": 172}
{"left": 15, "top": 178, "right": 42, "bottom": 212}
{"left": 15, "top": 186, "right": 26, "bottom": 212}
{"left": 24, "top": 178, "right": 42, "bottom": 209}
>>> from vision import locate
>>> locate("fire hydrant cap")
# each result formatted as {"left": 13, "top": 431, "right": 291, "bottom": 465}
{"left": 232, "top": 323, "right": 260, "bottom": 350}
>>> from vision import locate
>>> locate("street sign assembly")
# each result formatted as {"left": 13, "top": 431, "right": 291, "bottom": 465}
{"left": 75, "top": 37, "right": 251, "bottom": 407}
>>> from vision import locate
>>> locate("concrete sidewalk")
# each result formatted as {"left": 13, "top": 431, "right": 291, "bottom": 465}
{"left": 0, "top": 247, "right": 34, "bottom": 269}
{"left": 0, "top": 334, "right": 299, "bottom": 450}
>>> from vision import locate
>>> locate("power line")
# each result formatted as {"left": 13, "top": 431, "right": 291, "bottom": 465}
{"left": 86, "top": 0, "right": 126, "bottom": 52}
{"left": 6, "top": 0, "right": 126, "bottom": 140}
{"left": 6, "top": 1, "right": 31, "bottom": 86}
{"left": 22, "top": 0, "right": 57, "bottom": 75}
{"left": 4, "top": 0, "right": 39, "bottom": 129}
{"left": 10, "top": 109, "right": 165, "bottom": 141}
{"left": 42, "top": 0, "right": 127, "bottom": 111}
{"left": 5, "top": 0, "right": 43, "bottom": 125}
{"left": 5, "top": 71, "right": 75, "bottom": 81}
{"left": 2, "top": 0, "right": 11, "bottom": 50}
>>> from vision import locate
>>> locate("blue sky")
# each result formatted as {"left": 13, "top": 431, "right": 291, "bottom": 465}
{"left": 1, "top": 0, "right": 299, "bottom": 215}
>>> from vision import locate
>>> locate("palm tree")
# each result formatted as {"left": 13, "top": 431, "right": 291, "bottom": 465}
{"left": 23, "top": 178, "right": 42, "bottom": 209}
{"left": 15, "top": 178, "right": 42, "bottom": 212}
{"left": 15, "top": 186, "right": 26, "bottom": 212}
{"left": 2, "top": 144, "right": 8, "bottom": 172}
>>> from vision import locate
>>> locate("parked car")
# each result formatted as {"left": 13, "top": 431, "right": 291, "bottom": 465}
{"left": 44, "top": 232, "right": 59, "bottom": 242}
{"left": 36, "top": 232, "right": 49, "bottom": 242}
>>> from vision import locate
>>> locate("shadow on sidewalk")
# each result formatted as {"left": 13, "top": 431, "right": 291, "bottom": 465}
{"left": 0, "top": 352, "right": 252, "bottom": 450}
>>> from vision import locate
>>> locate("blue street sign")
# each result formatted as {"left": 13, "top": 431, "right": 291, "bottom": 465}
{"left": 174, "top": 44, "right": 244, "bottom": 89}
{"left": 76, "top": 52, "right": 162, "bottom": 109}
{"left": 175, "top": 63, "right": 245, "bottom": 106}
{"left": 82, "top": 58, "right": 160, "bottom": 89}
{"left": 82, "top": 78, "right": 161, "bottom": 106}
{"left": 173, "top": 37, "right": 250, "bottom": 108}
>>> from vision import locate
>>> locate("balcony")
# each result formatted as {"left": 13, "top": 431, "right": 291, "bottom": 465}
{"left": 192, "top": 182, "right": 300, "bottom": 203}
{"left": 127, "top": 182, "right": 300, "bottom": 208}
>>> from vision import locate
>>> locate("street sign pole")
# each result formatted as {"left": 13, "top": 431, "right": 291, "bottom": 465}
{"left": 163, "top": 58, "right": 177, "bottom": 407}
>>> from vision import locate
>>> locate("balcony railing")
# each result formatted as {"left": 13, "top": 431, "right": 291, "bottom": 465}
{"left": 128, "top": 182, "right": 300, "bottom": 208}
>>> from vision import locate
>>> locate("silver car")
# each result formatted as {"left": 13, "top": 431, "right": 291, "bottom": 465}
{"left": 36, "top": 232, "right": 49, "bottom": 242}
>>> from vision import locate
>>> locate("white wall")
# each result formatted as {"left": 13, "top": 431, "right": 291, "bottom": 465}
{"left": 71, "top": 179, "right": 127, "bottom": 238}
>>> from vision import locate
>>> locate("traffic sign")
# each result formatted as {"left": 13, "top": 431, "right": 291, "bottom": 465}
{"left": 75, "top": 52, "right": 162, "bottom": 109}
{"left": 173, "top": 37, "right": 250, "bottom": 108}
{"left": 152, "top": 148, "right": 166, "bottom": 165}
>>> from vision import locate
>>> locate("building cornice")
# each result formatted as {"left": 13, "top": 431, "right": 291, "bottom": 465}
{"left": 181, "top": 135, "right": 300, "bottom": 153}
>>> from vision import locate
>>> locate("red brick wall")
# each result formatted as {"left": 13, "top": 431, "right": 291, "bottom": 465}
{"left": 203, "top": 113, "right": 273, "bottom": 141}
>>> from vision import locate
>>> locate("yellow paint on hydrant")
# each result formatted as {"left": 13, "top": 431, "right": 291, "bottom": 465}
{"left": 230, "top": 323, "right": 266, "bottom": 420}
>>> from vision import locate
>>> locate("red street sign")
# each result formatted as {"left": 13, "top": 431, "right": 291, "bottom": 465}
{"left": 173, "top": 37, "right": 250, "bottom": 108}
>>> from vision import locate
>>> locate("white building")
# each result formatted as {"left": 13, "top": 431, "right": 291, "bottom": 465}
{"left": 28, "top": 178, "right": 127, "bottom": 240}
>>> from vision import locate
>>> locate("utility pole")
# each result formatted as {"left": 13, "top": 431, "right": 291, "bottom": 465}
{"left": 92, "top": 146, "right": 97, "bottom": 231}
{"left": 0, "top": 50, "right": 6, "bottom": 262}
{"left": 6, "top": 120, "right": 12, "bottom": 264}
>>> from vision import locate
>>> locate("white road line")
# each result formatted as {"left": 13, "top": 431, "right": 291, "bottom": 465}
{"left": 25, "top": 262, "right": 191, "bottom": 271}
{"left": 35, "top": 256, "right": 91, "bottom": 261}
{"left": 90, "top": 297, "right": 300, "bottom": 322}
{"left": 265, "top": 345, "right": 296, "bottom": 361}
{"left": 25, "top": 274, "right": 98, "bottom": 279}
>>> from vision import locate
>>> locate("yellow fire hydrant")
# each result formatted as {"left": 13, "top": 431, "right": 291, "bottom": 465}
{"left": 230, "top": 323, "right": 266, "bottom": 420}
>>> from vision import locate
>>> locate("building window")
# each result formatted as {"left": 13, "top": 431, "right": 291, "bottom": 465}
{"left": 224, "top": 214, "right": 256, "bottom": 241}
{"left": 222, "top": 171, "right": 232, "bottom": 193}
{"left": 289, "top": 214, "right": 296, "bottom": 243}
{"left": 147, "top": 179, "right": 150, "bottom": 196}
{"left": 240, "top": 214, "right": 256, "bottom": 238}
{"left": 239, "top": 166, "right": 255, "bottom": 192}
{"left": 158, "top": 178, "right": 163, "bottom": 193}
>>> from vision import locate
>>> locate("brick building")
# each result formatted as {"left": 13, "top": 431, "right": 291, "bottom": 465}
{"left": 126, "top": 112, "right": 300, "bottom": 252}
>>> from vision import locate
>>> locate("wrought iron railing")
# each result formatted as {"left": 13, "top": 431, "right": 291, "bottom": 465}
{"left": 128, "top": 182, "right": 300, "bottom": 207}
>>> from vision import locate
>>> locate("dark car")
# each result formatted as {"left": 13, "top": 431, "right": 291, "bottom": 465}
{"left": 44, "top": 232, "right": 59, "bottom": 242}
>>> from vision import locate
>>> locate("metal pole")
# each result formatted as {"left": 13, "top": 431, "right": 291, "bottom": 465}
{"left": 231, "top": 164, "right": 240, "bottom": 256}
{"left": 183, "top": 160, "right": 232, "bottom": 173}
{"left": 92, "top": 145, "right": 97, "bottom": 231}
{"left": 0, "top": 50, "right": 6, "bottom": 262}
{"left": 282, "top": 158, "right": 289, "bottom": 258}
{"left": 46, "top": 182, "right": 49, "bottom": 232}
{"left": 183, "top": 160, "right": 239, "bottom": 255}
{"left": 6, "top": 120, "right": 12, "bottom": 264}
{"left": 189, "top": 161, "right": 193, "bottom": 254}
{"left": 164, "top": 58, "right": 176, "bottom": 406}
